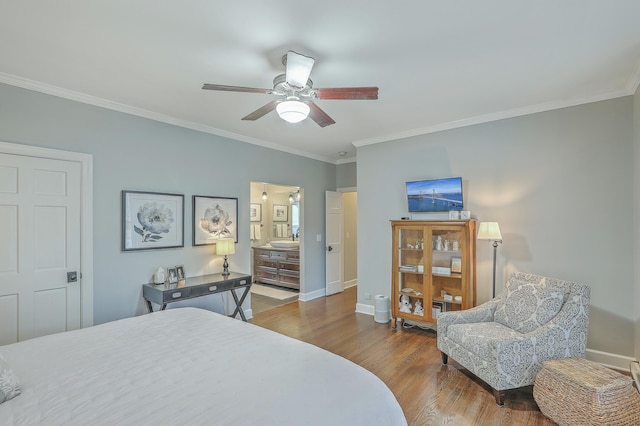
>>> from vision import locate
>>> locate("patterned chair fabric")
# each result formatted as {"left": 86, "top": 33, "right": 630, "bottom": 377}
{"left": 437, "top": 272, "right": 590, "bottom": 405}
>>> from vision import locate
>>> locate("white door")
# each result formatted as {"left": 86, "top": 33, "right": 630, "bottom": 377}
{"left": 325, "top": 191, "right": 343, "bottom": 295}
{"left": 0, "top": 153, "right": 82, "bottom": 344}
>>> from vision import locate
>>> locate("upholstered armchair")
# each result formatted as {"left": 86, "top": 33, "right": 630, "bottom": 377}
{"left": 437, "top": 272, "right": 590, "bottom": 406}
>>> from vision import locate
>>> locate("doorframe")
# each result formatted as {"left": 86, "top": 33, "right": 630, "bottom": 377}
{"left": 0, "top": 141, "right": 94, "bottom": 327}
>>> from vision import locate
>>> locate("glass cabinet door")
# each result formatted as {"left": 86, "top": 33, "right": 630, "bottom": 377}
{"left": 397, "top": 227, "right": 425, "bottom": 319}
{"left": 430, "top": 226, "right": 465, "bottom": 319}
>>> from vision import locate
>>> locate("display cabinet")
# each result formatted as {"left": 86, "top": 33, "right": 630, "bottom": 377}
{"left": 390, "top": 219, "right": 477, "bottom": 328}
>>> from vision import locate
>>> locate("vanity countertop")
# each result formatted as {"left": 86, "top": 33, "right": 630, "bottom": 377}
{"left": 254, "top": 245, "right": 299, "bottom": 251}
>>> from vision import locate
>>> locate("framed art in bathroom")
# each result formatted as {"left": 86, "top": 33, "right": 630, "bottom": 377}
{"left": 250, "top": 203, "right": 262, "bottom": 222}
{"left": 193, "top": 195, "right": 238, "bottom": 245}
{"left": 273, "top": 204, "right": 288, "bottom": 222}
{"left": 121, "top": 190, "right": 184, "bottom": 251}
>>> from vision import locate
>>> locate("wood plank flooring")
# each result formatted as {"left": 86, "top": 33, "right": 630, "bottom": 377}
{"left": 250, "top": 286, "right": 555, "bottom": 426}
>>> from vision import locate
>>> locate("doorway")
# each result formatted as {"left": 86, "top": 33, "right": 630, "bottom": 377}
{"left": 249, "top": 182, "right": 301, "bottom": 315}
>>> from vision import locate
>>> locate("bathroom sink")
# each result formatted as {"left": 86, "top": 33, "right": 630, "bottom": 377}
{"left": 269, "top": 240, "right": 300, "bottom": 249}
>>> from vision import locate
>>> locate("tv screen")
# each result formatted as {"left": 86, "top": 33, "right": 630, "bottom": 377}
{"left": 406, "top": 177, "right": 463, "bottom": 212}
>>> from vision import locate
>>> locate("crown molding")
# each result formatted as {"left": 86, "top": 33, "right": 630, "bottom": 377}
{"left": 353, "top": 87, "right": 635, "bottom": 148}
{"left": 0, "top": 72, "right": 336, "bottom": 164}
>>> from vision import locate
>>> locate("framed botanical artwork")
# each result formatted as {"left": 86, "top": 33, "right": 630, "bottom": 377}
{"left": 451, "top": 257, "right": 462, "bottom": 274}
{"left": 122, "top": 190, "right": 184, "bottom": 251}
{"left": 193, "top": 196, "right": 238, "bottom": 245}
{"left": 250, "top": 203, "right": 262, "bottom": 222}
{"left": 273, "top": 204, "right": 288, "bottom": 222}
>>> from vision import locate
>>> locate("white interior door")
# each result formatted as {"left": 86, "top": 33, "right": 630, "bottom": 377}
{"left": 0, "top": 153, "right": 82, "bottom": 344}
{"left": 325, "top": 191, "right": 343, "bottom": 295}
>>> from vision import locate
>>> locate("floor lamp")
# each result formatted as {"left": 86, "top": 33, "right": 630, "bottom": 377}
{"left": 477, "top": 222, "right": 502, "bottom": 298}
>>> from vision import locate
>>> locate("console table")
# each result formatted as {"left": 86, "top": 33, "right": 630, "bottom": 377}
{"left": 142, "top": 272, "right": 252, "bottom": 321}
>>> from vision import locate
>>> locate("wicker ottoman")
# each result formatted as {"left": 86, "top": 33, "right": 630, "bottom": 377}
{"left": 533, "top": 357, "right": 640, "bottom": 425}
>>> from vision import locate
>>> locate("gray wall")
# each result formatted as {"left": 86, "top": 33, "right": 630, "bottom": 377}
{"left": 337, "top": 161, "right": 357, "bottom": 188}
{"left": 635, "top": 84, "right": 640, "bottom": 361}
{"left": 0, "top": 83, "right": 336, "bottom": 324}
{"left": 357, "top": 97, "right": 635, "bottom": 359}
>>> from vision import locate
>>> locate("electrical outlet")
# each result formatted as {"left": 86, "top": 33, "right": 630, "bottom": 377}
{"left": 316, "top": 234, "right": 322, "bottom": 242}
{"left": 364, "top": 293, "right": 371, "bottom": 300}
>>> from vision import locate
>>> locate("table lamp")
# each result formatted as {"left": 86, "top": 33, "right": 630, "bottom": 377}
{"left": 216, "top": 238, "right": 235, "bottom": 276}
{"left": 477, "top": 222, "right": 502, "bottom": 298}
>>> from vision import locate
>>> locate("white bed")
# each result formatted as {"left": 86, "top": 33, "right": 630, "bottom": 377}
{"left": 0, "top": 308, "right": 406, "bottom": 425}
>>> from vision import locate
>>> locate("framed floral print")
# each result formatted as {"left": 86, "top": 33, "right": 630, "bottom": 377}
{"left": 193, "top": 196, "right": 238, "bottom": 245}
{"left": 122, "top": 190, "right": 184, "bottom": 251}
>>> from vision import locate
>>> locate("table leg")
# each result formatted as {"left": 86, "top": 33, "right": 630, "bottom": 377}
{"left": 229, "top": 286, "right": 250, "bottom": 321}
{"left": 145, "top": 300, "right": 154, "bottom": 313}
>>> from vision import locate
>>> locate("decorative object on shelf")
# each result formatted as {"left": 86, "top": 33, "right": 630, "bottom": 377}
{"left": 167, "top": 267, "right": 178, "bottom": 284}
{"left": 477, "top": 221, "right": 503, "bottom": 298}
{"left": 413, "top": 300, "right": 424, "bottom": 315}
{"left": 436, "top": 236, "right": 443, "bottom": 251}
{"left": 175, "top": 265, "right": 185, "bottom": 280}
{"left": 399, "top": 294, "right": 412, "bottom": 313}
{"left": 273, "top": 204, "right": 288, "bottom": 222}
{"left": 250, "top": 203, "right": 262, "bottom": 222}
{"left": 121, "top": 190, "right": 184, "bottom": 251}
{"left": 153, "top": 267, "right": 166, "bottom": 285}
{"left": 216, "top": 238, "right": 235, "bottom": 276}
{"left": 451, "top": 257, "right": 462, "bottom": 273}
{"left": 449, "top": 210, "right": 460, "bottom": 219}
{"left": 460, "top": 211, "right": 471, "bottom": 220}
{"left": 452, "top": 240, "right": 459, "bottom": 251}
{"left": 193, "top": 196, "right": 238, "bottom": 245}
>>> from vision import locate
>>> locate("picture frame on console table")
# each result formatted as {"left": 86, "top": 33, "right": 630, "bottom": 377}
{"left": 193, "top": 195, "right": 238, "bottom": 245}
{"left": 121, "top": 190, "right": 184, "bottom": 251}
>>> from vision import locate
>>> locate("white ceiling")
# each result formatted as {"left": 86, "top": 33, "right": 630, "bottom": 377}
{"left": 2, "top": 1, "right": 640, "bottom": 163}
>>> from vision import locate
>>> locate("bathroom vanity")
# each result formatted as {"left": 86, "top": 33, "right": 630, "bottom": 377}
{"left": 252, "top": 246, "right": 300, "bottom": 290}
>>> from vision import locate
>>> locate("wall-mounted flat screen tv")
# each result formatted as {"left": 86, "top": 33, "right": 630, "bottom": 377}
{"left": 406, "top": 177, "right": 463, "bottom": 212}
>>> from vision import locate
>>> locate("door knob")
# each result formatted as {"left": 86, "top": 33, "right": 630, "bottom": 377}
{"left": 327, "top": 246, "right": 333, "bottom": 252}
{"left": 67, "top": 271, "right": 78, "bottom": 283}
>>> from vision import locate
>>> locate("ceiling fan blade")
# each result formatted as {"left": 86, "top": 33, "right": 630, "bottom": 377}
{"left": 241, "top": 100, "right": 279, "bottom": 121}
{"left": 202, "top": 84, "right": 272, "bottom": 94}
{"left": 315, "top": 87, "right": 379, "bottom": 100}
{"left": 285, "top": 51, "right": 315, "bottom": 88}
{"left": 307, "top": 102, "right": 336, "bottom": 127}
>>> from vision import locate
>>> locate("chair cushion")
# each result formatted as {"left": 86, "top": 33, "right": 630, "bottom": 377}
{"left": 447, "top": 321, "right": 522, "bottom": 361}
{"left": 494, "top": 279, "right": 565, "bottom": 334}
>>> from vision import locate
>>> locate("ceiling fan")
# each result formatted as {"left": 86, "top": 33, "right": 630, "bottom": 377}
{"left": 202, "top": 51, "right": 378, "bottom": 127}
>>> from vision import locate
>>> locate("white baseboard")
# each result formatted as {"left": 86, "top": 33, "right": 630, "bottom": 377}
{"left": 586, "top": 348, "right": 637, "bottom": 372}
{"left": 299, "top": 288, "right": 325, "bottom": 302}
{"left": 344, "top": 279, "right": 357, "bottom": 289}
{"left": 355, "top": 303, "right": 375, "bottom": 316}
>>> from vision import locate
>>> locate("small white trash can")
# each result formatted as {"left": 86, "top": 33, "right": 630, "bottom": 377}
{"left": 374, "top": 295, "right": 390, "bottom": 323}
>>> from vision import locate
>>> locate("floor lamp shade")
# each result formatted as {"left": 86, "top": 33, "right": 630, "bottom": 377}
{"left": 477, "top": 222, "right": 502, "bottom": 298}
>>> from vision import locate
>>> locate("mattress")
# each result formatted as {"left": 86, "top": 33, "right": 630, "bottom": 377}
{"left": 0, "top": 308, "right": 406, "bottom": 425}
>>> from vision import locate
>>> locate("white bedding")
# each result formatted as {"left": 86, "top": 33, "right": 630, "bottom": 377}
{"left": 0, "top": 308, "right": 406, "bottom": 425}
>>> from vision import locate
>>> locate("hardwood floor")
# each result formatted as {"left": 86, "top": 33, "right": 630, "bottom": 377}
{"left": 250, "top": 286, "right": 555, "bottom": 426}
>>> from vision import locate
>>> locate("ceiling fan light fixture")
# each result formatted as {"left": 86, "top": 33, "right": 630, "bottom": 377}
{"left": 276, "top": 100, "right": 310, "bottom": 123}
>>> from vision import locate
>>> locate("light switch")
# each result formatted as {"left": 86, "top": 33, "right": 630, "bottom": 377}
{"left": 316, "top": 234, "right": 322, "bottom": 242}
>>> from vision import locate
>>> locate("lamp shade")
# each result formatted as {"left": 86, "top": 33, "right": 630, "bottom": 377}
{"left": 216, "top": 238, "right": 235, "bottom": 256}
{"left": 477, "top": 222, "right": 502, "bottom": 242}
{"left": 276, "top": 100, "right": 310, "bottom": 123}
